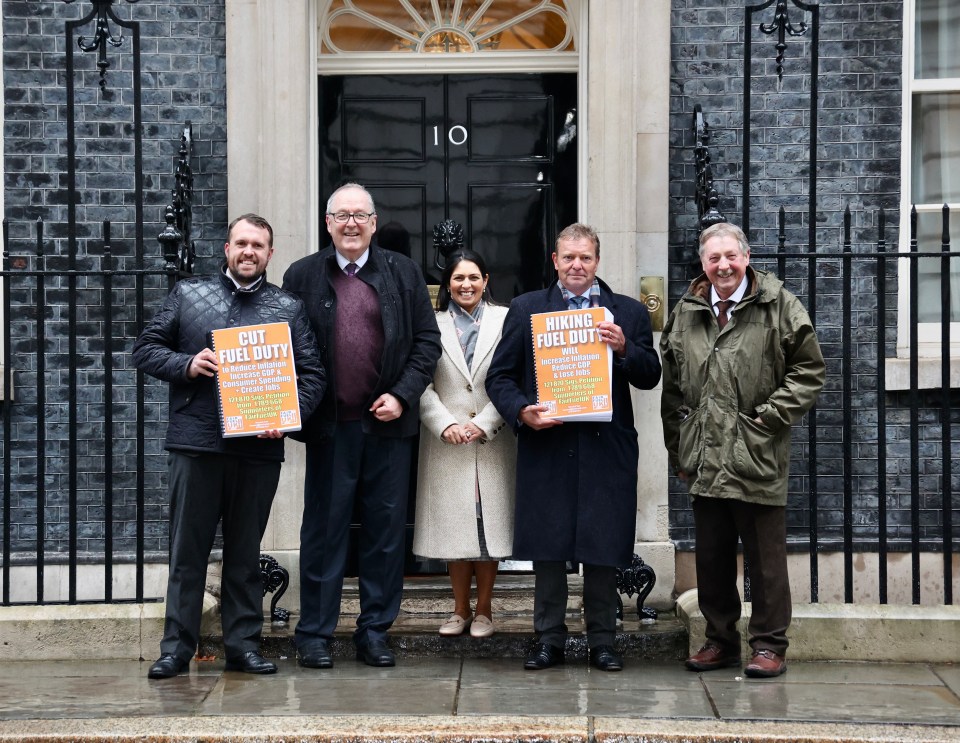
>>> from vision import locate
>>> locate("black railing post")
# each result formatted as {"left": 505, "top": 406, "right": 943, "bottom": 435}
{"left": 158, "top": 206, "right": 184, "bottom": 291}
{"left": 908, "top": 207, "right": 921, "bottom": 605}
{"left": 777, "top": 207, "right": 787, "bottom": 281}
{"left": 35, "top": 220, "right": 47, "bottom": 604}
{"left": 841, "top": 206, "right": 853, "bottom": 603}
{"left": 940, "top": 204, "right": 953, "bottom": 605}
{"left": 693, "top": 105, "right": 726, "bottom": 235}
{"left": 103, "top": 220, "right": 114, "bottom": 602}
{"left": 876, "top": 209, "right": 888, "bottom": 604}
{"left": 2, "top": 220, "right": 11, "bottom": 605}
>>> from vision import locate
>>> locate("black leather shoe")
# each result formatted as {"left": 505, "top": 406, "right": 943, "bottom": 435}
{"left": 224, "top": 651, "right": 277, "bottom": 674}
{"left": 356, "top": 640, "right": 395, "bottom": 667}
{"left": 147, "top": 654, "right": 188, "bottom": 679}
{"left": 298, "top": 641, "right": 333, "bottom": 669}
{"left": 523, "top": 642, "right": 565, "bottom": 670}
{"left": 590, "top": 645, "right": 623, "bottom": 672}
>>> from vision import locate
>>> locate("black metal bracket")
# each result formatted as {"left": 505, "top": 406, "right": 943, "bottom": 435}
{"left": 158, "top": 123, "right": 195, "bottom": 279}
{"left": 757, "top": 0, "right": 811, "bottom": 83}
{"left": 693, "top": 104, "right": 726, "bottom": 235}
{"left": 61, "top": 1, "right": 141, "bottom": 89}
{"left": 260, "top": 554, "right": 290, "bottom": 624}
{"left": 615, "top": 553, "right": 657, "bottom": 622}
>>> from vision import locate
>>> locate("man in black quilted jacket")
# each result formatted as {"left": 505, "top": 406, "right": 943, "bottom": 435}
{"left": 133, "top": 213, "right": 325, "bottom": 679}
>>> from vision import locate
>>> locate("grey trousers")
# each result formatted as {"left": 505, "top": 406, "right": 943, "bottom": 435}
{"left": 532, "top": 560, "right": 618, "bottom": 649}
{"left": 160, "top": 451, "right": 280, "bottom": 663}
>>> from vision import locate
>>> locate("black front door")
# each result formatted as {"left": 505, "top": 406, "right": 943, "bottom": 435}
{"left": 319, "top": 73, "right": 578, "bottom": 302}
{"left": 319, "top": 73, "right": 577, "bottom": 575}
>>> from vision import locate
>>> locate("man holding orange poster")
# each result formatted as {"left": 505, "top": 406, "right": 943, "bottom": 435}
{"left": 133, "top": 214, "right": 325, "bottom": 680}
{"left": 486, "top": 223, "right": 661, "bottom": 673}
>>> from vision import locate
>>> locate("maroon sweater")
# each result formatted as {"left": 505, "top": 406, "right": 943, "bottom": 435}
{"left": 329, "top": 268, "right": 385, "bottom": 421}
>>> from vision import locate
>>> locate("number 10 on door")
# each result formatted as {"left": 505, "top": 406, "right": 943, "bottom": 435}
{"left": 433, "top": 125, "right": 468, "bottom": 146}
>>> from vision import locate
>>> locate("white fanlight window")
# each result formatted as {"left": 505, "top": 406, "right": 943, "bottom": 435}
{"left": 320, "top": 0, "right": 576, "bottom": 55}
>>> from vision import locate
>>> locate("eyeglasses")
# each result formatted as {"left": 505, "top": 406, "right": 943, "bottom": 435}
{"left": 328, "top": 211, "right": 375, "bottom": 224}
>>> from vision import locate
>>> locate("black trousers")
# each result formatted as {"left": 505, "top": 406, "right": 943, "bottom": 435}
{"left": 532, "top": 560, "right": 618, "bottom": 649}
{"left": 160, "top": 451, "right": 280, "bottom": 663}
{"left": 296, "top": 421, "right": 411, "bottom": 649}
{"left": 692, "top": 496, "right": 791, "bottom": 656}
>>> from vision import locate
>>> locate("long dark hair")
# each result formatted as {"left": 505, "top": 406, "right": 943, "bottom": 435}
{"left": 436, "top": 249, "right": 495, "bottom": 311}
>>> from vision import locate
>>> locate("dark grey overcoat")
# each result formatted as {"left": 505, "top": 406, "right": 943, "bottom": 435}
{"left": 485, "top": 281, "right": 662, "bottom": 567}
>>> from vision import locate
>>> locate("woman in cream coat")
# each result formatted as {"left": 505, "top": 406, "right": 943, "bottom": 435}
{"left": 414, "top": 249, "right": 516, "bottom": 638}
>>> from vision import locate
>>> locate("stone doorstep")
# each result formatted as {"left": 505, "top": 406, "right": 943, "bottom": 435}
{"left": 676, "top": 588, "right": 960, "bottom": 663}
{"left": 221, "top": 573, "right": 688, "bottom": 661}
{"left": 0, "top": 576, "right": 685, "bottom": 662}
{"left": 198, "top": 613, "right": 688, "bottom": 662}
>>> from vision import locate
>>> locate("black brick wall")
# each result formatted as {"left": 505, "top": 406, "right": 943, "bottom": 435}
{"left": 668, "top": 0, "right": 959, "bottom": 554}
{"left": 2, "top": 0, "right": 955, "bottom": 575}
{"left": 1, "top": 0, "right": 227, "bottom": 562}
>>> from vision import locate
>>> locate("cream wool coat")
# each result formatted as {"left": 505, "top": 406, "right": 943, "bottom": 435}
{"left": 413, "top": 304, "right": 516, "bottom": 560}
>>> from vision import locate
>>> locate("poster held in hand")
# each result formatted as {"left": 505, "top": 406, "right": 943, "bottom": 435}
{"left": 531, "top": 307, "right": 614, "bottom": 422}
{"left": 212, "top": 321, "right": 302, "bottom": 437}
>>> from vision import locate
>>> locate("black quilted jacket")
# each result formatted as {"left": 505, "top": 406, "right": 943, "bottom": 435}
{"left": 132, "top": 267, "right": 326, "bottom": 460}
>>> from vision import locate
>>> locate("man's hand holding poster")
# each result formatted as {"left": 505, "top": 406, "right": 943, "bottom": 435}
{"left": 531, "top": 307, "right": 613, "bottom": 422}
{"left": 212, "top": 322, "right": 302, "bottom": 437}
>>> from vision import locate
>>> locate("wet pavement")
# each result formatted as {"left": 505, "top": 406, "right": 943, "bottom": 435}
{"left": 1, "top": 656, "right": 958, "bottom": 742}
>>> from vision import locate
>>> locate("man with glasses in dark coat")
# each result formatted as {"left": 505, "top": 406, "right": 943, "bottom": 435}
{"left": 283, "top": 183, "right": 441, "bottom": 669}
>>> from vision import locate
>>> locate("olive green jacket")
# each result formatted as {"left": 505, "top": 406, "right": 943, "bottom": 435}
{"left": 660, "top": 267, "right": 825, "bottom": 506}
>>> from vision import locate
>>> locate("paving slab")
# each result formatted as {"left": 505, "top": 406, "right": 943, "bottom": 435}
{"left": 0, "top": 672, "right": 218, "bottom": 720}
{"left": 0, "top": 658, "right": 958, "bottom": 742}
{"left": 201, "top": 675, "right": 460, "bottom": 716}
{"left": 934, "top": 664, "right": 960, "bottom": 697}
{"left": 704, "top": 675, "right": 960, "bottom": 726}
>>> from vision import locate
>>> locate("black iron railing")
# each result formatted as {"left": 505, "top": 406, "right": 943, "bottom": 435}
{"left": 741, "top": 205, "right": 956, "bottom": 606}
{"left": 0, "top": 118, "right": 194, "bottom": 605}
{"left": 691, "top": 104, "right": 955, "bottom": 606}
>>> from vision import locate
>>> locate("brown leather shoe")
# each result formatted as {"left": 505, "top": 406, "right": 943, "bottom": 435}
{"left": 744, "top": 649, "right": 786, "bottom": 678}
{"left": 685, "top": 644, "right": 741, "bottom": 671}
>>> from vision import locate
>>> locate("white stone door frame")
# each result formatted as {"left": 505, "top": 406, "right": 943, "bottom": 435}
{"left": 224, "top": 0, "right": 675, "bottom": 607}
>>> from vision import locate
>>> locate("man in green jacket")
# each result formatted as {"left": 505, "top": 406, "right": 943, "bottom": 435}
{"left": 660, "top": 222, "right": 825, "bottom": 678}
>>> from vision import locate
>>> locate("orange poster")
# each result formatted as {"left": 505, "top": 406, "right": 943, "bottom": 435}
{"left": 211, "top": 322, "right": 302, "bottom": 437}
{"left": 531, "top": 307, "right": 613, "bottom": 422}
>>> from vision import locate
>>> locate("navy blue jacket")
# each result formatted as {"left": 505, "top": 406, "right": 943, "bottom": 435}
{"left": 485, "top": 280, "right": 662, "bottom": 566}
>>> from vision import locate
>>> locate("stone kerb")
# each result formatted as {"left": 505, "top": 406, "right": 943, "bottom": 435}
{"left": 0, "top": 594, "right": 218, "bottom": 662}
{"left": 676, "top": 589, "right": 960, "bottom": 663}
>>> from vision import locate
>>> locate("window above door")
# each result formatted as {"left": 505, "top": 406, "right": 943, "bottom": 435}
{"left": 320, "top": 0, "right": 577, "bottom": 55}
